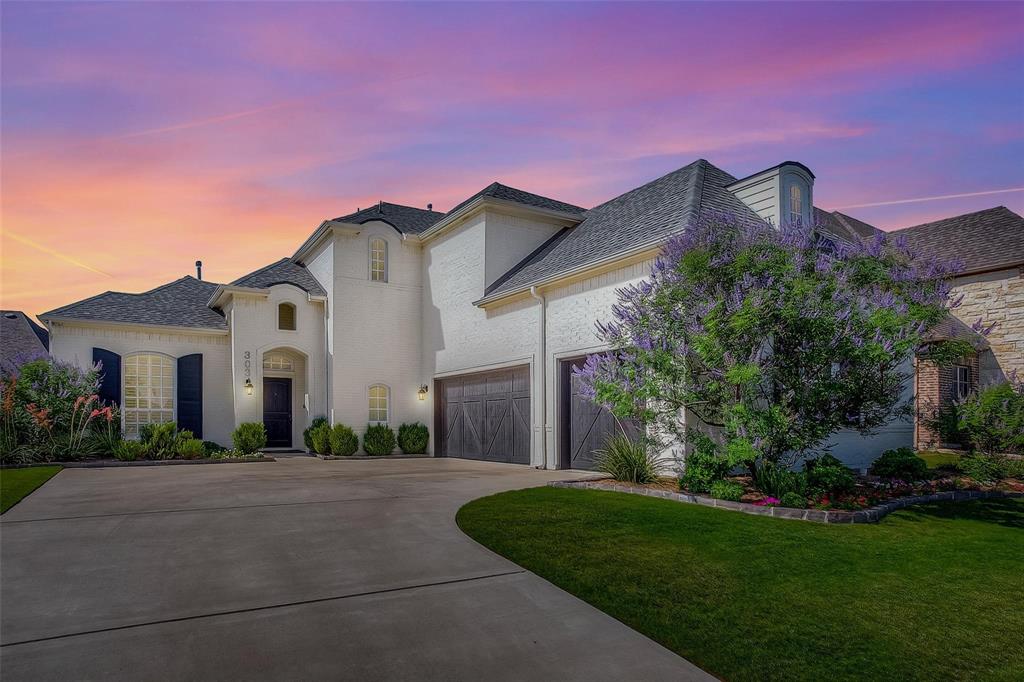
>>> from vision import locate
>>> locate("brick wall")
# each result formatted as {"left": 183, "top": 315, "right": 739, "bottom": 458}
{"left": 915, "top": 353, "right": 980, "bottom": 449}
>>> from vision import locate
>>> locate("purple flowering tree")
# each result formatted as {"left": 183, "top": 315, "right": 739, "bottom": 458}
{"left": 575, "top": 212, "right": 968, "bottom": 472}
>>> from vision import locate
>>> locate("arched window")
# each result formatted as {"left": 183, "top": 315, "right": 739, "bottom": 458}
{"left": 789, "top": 184, "right": 803, "bottom": 225}
{"left": 123, "top": 353, "right": 175, "bottom": 437}
{"left": 368, "top": 384, "right": 390, "bottom": 423}
{"left": 369, "top": 238, "right": 388, "bottom": 282}
{"left": 278, "top": 302, "right": 296, "bottom": 330}
{"left": 263, "top": 353, "right": 294, "bottom": 372}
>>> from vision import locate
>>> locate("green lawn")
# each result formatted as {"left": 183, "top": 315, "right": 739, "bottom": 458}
{"left": 458, "top": 488, "right": 1023, "bottom": 682}
{"left": 919, "top": 450, "right": 962, "bottom": 469}
{"left": 0, "top": 466, "right": 61, "bottom": 514}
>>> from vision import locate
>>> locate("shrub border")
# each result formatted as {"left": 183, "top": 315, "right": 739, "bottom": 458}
{"left": 549, "top": 479, "right": 1022, "bottom": 524}
{"left": 1, "top": 456, "right": 275, "bottom": 469}
{"left": 314, "top": 453, "right": 431, "bottom": 461}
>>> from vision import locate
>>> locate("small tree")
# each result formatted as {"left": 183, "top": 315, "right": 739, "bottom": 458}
{"left": 576, "top": 212, "right": 965, "bottom": 473}
{"left": 955, "top": 379, "right": 1024, "bottom": 455}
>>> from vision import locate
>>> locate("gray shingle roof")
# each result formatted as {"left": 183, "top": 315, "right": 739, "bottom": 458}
{"left": 334, "top": 202, "right": 444, "bottom": 234}
{"left": 891, "top": 206, "right": 1024, "bottom": 275}
{"left": 231, "top": 257, "right": 327, "bottom": 296}
{"left": 41, "top": 277, "right": 227, "bottom": 330}
{"left": 1, "top": 311, "right": 49, "bottom": 370}
{"left": 482, "top": 160, "right": 759, "bottom": 299}
{"left": 445, "top": 182, "right": 586, "bottom": 220}
{"left": 814, "top": 208, "right": 882, "bottom": 243}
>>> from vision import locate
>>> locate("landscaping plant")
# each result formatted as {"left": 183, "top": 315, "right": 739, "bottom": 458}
{"left": 231, "top": 422, "right": 267, "bottom": 455}
{"left": 574, "top": 212, "right": 969, "bottom": 476}
{"left": 303, "top": 415, "right": 328, "bottom": 452}
{"left": 142, "top": 422, "right": 186, "bottom": 459}
{"left": 203, "top": 441, "right": 227, "bottom": 456}
{"left": 779, "top": 491, "right": 807, "bottom": 509}
{"left": 594, "top": 433, "right": 662, "bottom": 484}
{"left": 679, "top": 432, "right": 731, "bottom": 492}
{"left": 328, "top": 423, "right": 358, "bottom": 456}
{"left": 753, "top": 460, "right": 808, "bottom": 498}
{"left": 309, "top": 423, "right": 331, "bottom": 454}
{"left": 709, "top": 480, "right": 744, "bottom": 501}
{"left": 113, "top": 440, "right": 145, "bottom": 462}
{"left": 176, "top": 437, "right": 206, "bottom": 460}
{"left": 397, "top": 422, "right": 429, "bottom": 454}
{"left": 363, "top": 423, "right": 396, "bottom": 456}
{"left": 955, "top": 379, "right": 1024, "bottom": 455}
{"left": 869, "top": 447, "right": 927, "bottom": 481}
{"left": 804, "top": 455, "right": 855, "bottom": 496}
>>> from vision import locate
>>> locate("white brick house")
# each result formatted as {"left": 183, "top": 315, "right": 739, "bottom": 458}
{"left": 39, "top": 159, "right": 1024, "bottom": 468}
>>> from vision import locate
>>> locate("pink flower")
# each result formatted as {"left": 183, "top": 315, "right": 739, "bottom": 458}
{"left": 89, "top": 408, "right": 101, "bottom": 418}
{"left": 74, "top": 396, "right": 85, "bottom": 409}
{"left": 754, "top": 496, "right": 781, "bottom": 506}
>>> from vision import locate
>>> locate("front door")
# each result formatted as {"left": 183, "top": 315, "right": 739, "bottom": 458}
{"left": 263, "top": 378, "right": 292, "bottom": 448}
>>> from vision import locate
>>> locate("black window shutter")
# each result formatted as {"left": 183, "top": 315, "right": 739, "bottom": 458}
{"left": 92, "top": 348, "right": 121, "bottom": 406}
{"left": 177, "top": 354, "right": 203, "bottom": 439}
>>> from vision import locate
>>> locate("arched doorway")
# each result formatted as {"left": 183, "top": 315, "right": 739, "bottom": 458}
{"left": 260, "top": 348, "right": 308, "bottom": 448}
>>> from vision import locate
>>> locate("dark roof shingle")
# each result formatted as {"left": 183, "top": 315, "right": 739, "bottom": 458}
{"left": 445, "top": 182, "right": 586, "bottom": 220}
{"left": 814, "top": 208, "right": 882, "bottom": 243}
{"left": 892, "top": 206, "right": 1024, "bottom": 274}
{"left": 482, "top": 160, "right": 759, "bottom": 299}
{"left": 334, "top": 202, "right": 444, "bottom": 234}
{"left": 41, "top": 277, "right": 227, "bottom": 330}
{"left": 231, "top": 258, "right": 326, "bottom": 296}
{"left": 1, "top": 311, "right": 49, "bottom": 369}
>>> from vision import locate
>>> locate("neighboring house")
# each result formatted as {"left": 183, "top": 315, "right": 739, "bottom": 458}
{"left": 1, "top": 310, "right": 50, "bottom": 371}
{"left": 38, "top": 159, "right": 1024, "bottom": 467}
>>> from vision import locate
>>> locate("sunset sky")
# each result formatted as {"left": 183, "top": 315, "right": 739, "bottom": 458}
{"left": 2, "top": 1, "right": 1023, "bottom": 319}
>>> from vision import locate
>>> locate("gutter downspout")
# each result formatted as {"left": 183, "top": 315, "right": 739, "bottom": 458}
{"left": 530, "top": 286, "right": 548, "bottom": 469}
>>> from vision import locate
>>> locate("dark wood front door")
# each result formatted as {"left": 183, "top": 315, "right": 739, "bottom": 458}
{"left": 436, "top": 366, "right": 530, "bottom": 464}
{"left": 559, "top": 357, "right": 641, "bottom": 470}
{"left": 263, "top": 378, "right": 292, "bottom": 448}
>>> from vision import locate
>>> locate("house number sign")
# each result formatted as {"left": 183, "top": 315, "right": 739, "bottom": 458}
{"left": 244, "top": 351, "right": 251, "bottom": 379}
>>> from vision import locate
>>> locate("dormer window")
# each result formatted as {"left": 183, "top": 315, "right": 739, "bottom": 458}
{"left": 789, "top": 185, "right": 803, "bottom": 225}
{"left": 278, "top": 302, "right": 296, "bottom": 331}
{"left": 370, "top": 238, "right": 388, "bottom": 282}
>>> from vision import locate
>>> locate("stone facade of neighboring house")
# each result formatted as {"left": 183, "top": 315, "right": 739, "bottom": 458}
{"left": 37, "top": 158, "right": 1024, "bottom": 468}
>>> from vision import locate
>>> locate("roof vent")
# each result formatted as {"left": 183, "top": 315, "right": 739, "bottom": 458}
{"left": 3, "top": 312, "right": 17, "bottom": 319}
{"left": 195, "top": 260, "right": 203, "bottom": 281}
{"left": 378, "top": 200, "right": 384, "bottom": 213}
{"left": 427, "top": 203, "right": 433, "bottom": 211}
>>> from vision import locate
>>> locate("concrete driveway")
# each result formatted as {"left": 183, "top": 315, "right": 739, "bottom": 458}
{"left": 1, "top": 457, "right": 710, "bottom": 681}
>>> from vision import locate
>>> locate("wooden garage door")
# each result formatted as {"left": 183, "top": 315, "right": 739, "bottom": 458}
{"left": 560, "top": 357, "right": 641, "bottom": 470}
{"left": 436, "top": 365, "right": 531, "bottom": 464}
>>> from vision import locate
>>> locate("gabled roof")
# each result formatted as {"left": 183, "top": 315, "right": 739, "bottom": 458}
{"left": 479, "top": 159, "right": 759, "bottom": 301}
{"left": 231, "top": 257, "right": 326, "bottom": 297}
{"left": 1, "top": 311, "right": 49, "bottom": 369}
{"left": 814, "top": 208, "right": 882, "bottom": 244}
{"left": 333, "top": 202, "right": 444, "bottom": 235}
{"left": 891, "top": 206, "right": 1024, "bottom": 275}
{"left": 445, "top": 182, "right": 586, "bottom": 220}
{"left": 41, "top": 276, "right": 227, "bottom": 330}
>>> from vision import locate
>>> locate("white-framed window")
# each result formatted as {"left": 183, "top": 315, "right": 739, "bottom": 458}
{"left": 263, "top": 353, "right": 294, "bottom": 372}
{"left": 278, "top": 302, "right": 296, "bottom": 331}
{"left": 953, "top": 365, "right": 971, "bottom": 400}
{"left": 123, "top": 353, "right": 175, "bottom": 438}
{"left": 789, "top": 184, "right": 803, "bottom": 225}
{"left": 368, "top": 384, "right": 389, "bottom": 423}
{"left": 369, "top": 238, "right": 388, "bottom": 283}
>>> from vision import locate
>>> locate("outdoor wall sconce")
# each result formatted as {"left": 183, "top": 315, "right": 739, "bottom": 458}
{"left": 417, "top": 384, "right": 429, "bottom": 401}
{"left": 244, "top": 379, "right": 254, "bottom": 396}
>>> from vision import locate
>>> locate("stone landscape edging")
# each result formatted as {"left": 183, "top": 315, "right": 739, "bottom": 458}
{"left": 1, "top": 456, "right": 275, "bottom": 469}
{"left": 549, "top": 478, "right": 1022, "bottom": 524}
{"left": 315, "top": 453, "right": 431, "bottom": 460}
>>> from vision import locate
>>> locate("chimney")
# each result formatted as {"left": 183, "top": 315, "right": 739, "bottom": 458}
{"left": 427, "top": 203, "right": 433, "bottom": 211}
{"left": 378, "top": 200, "right": 383, "bottom": 213}
{"left": 195, "top": 260, "right": 203, "bottom": 280}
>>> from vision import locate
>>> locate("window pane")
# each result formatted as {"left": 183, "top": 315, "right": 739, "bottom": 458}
{"left": 278, "top": 304, "right": 296, "bottom": 330}
{"left": 123, "top": 353, "right": 175, "bottom": 439}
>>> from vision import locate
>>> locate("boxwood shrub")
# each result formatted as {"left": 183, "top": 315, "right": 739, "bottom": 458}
{"left": 397, "top": 422, "right": 429, "bottom": 454}
{"left": 329, "top": 424, "right": 358, "bottom": 456}
{"left": 309, "top": 423, "right": 331, "bottom": 454}
{"left": 304, "top": 416, "right": 328, "bottom": 452}
{"left": 232, "top": 422, "right": 267, "bottom": 455}
{"left": 363, "top": 423, "right": 396, "bottom": 456}
{"left": 870, "top": 447, "right": 927, "bottom": 481}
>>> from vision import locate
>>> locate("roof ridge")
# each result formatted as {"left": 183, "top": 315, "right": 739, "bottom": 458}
{"left": 231, "top": 257, "right": 292, "bottom": 285}
{"left": 587, "top": 159, "right": 706, "bottom": 213}
{"left": 895, "top": 205, "right": 1014, "bottom": 233}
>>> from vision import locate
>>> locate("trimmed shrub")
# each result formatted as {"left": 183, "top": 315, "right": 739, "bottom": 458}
{"left": 232, "top": 422, "right": 267, "bottom": 455}
{"left": 397, "top": 422, "right": 430, "bottom": 454}
{"left": 363, "top": 423, "right": 396, "bottom": 456}
{"left": 328, "top": 424, "right": 358, "bottom": 456}
{"left": 804, "top": 455, "right": 855, "bottom": 495}
{"left": 176, "top": 438, "right": 206, "bottom": 459}
{"left": 113, "top": 440, "right": 145, "bottom": 462}
{"left": 594, "top": 434, "right": 662, "bottom": 484}
{"left": 780, "top": 491, "right": 807, "bottom": 509}
{"left": 203, "top": 440, "right": 227, "bottom": 456}
{"left": 304, "top": 416, "right": 328, "bottom": 452}
{"left": 870, "top": 447, "right": 927, "bottom": 481}
{"left": 680, "top": 435, "right": 731, "bottom": 493}
{"left": 709, "top": 480, "right": 744, "bottom": 501}
{"left": 753, "top": 461, "right": 807, "bottom": 498}
{"left": 309, "top": 423, "right": 331, "bottom": 454}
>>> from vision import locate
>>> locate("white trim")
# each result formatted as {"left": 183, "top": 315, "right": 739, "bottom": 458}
{"left": 121, "top": 351, "right": 177, "bottom": 438}
{"left": 418, "top": 196, "right": 582, "bottom": 243}
{"left": 369, "top": 236, "right": 389, "bottom": 283}
{"left": 367, "top": 383, "right": 391, "bottom": 424}
{"left": 277, "top": 302, "right": 298, "bottom": 331}
{"left": 42, "top": 316, "right": 228, "bottom": 336}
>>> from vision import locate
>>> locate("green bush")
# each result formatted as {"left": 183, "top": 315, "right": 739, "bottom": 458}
{"left": 304, "top": 416, "right": 328, "bottom": 452}
{"left": 1005, "top": 458, "right": 1024, "bottom": 479}
{"left": 176, "top": 438, "right": 206, "bottom": 460}
{"left": 232, "top": 422, "right": 267, "bottom": 455}
{"left": 309, "top": 423, "right": 331, "bottom": 454}
{"left": 397, "top": 422, "right": 430, "bottom": 454}
{"left": 203, "top": 441, "right": 227, "bottom": 456}
{"left": 363, "top": 423, "right": 396, "bottom": 456}
{"left": 956, "top": 381, "right": 1024, "bottom": 455}
{"left": 753, "top": 461, "right": 807, "bottom": 498}
{"left": 138, "top": 422, "right": 159, "bottom": 445}
{"left": 709, "top": 480, "right": 744, "bottom": 501}
{"left": 870, "top": 447, "right": 928, "bottom": 481}
{"left": 680, "top": 433, "right": 731, "bottom": 493}
{"left": 779, "top": 491, "right": 807, "bottom": 509}
{"left": 113, "top": 440, "right": 145, "bottom": 462}
{"left": 328, "top": 424, "right": 358, "bottom": 456}
{"left": 804, "top": 455, "right": 855, "bottom": 495}
{"left": 957, "top": 453, "right": 1007, "bottom": 484}
{"left": 594, "top": 434, "right": 662, "bottom": 484}
{"left": 142, "top": 422, "right": 186, "bottom": 460}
